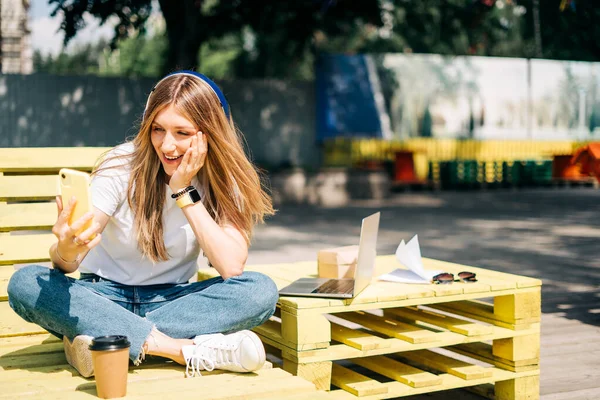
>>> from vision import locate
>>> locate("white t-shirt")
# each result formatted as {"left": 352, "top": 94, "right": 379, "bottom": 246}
{"left": 79, "top": 143, "right": 203, "bottom": 285}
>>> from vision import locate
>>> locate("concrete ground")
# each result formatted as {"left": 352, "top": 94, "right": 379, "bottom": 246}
{"left": 247, "top": 187, "right": 600, "bottom": 400}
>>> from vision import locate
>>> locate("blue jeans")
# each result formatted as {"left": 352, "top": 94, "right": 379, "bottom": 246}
{"left": 7, "top": 265, "right": 279, "bottom": 363}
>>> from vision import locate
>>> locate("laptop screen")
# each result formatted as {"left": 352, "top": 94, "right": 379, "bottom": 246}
{"left": 353, "top": 212, "right": 380, "bottom": 296}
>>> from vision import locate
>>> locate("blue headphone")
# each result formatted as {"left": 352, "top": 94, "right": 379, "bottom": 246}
{"left": 145, "top": 70, "right": 230, "bottom": 119}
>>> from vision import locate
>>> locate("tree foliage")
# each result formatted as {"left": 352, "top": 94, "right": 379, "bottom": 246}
{"left": 519, "top": 0, "right": 600, "bottom": 61}
{"left": 33, "top": 33, "right": 167, "bottom": 77}
{"left": 41, "top": 0, "right": 600, "bottom": 79}
{"left": 48, "top": 0, "right": 384, "bottom": 77}
{"left": 33, "top": 41, "right": 107, "bottom": 75}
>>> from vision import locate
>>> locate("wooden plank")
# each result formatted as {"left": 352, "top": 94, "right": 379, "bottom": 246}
{"left": 0, "top": 176, "right": 60, "bottom": 201}
{"left": 131, "top": 373, "right": 318, "bottom": 400}
{"left": 385, "top": 306, "right": 494, "bottom": 336}
{"left": 352, "top": 355, "right": 442, "bottom": 388}
{"left": 279, "top": 295, "right": 340, "bottom": 310}
{"left": 430, "top": 300, "right": 539, "bottom": 330}
{"left": 280, "top": 323, "right": 540, "bottom": 364}
{"left": 397, "top": 349, "right": 494, "bottom": 380}
{"left": 495, "top": 290, "right": 542, "bottom": 323}
{"left": 0, "top": 366, "right": 182, "bottom": 397}
{"left": 350, "top": 281, "right": 408, "bottom": 305}
{"left": 0, "top": 234, "right": 55, "bottom": 265}
{"left": 361, "top": 281, "right": 410, "bottom": 303}
{"left": 431, "top": 300, "right": 492, "bottom": 318}
{"left": 464, "top": 383, "right": 495, "bottom": 399}
{"left": 330, "top": 322, "right": 391, "bottom": 351}
{"left": 373, "top": 281, "right": 437, "bottom": 300}
{"left": 331, "top": 363, "right": 388, "bottom": 397}
{"left": 0, "top": 333, "right": 59, "bottom": 348}
{"left": 263, "top": 393, "right": 334, "bottom": 400}
{"left": 495, "top": 375, "right": 540, "bottom": 400}
{"left": 283, "top": 360, "right": 332, "bottom": 391}
{"left": 428, "top": 284, "right": 466, "bottom": 297}
{"left": 1, "top": 350, "right": 69, "bottom": 371}
{"left": 423, "top": 257, "right": 542, "bottom": 289}
{"left": 452, "top": 342, "right": 539, "bottom": 372}
{"left": 0, "top": 265, "right": 14, "bottom": 301}
{"left": 0, "top": 202, "right": 56, "bottom": 231}
{"left": 0, "top": 302, "right": 47, "bottom": 338}
{"left": 327, "top": 369, "right": 539, "bottom": 400}
{"left": 338, "top": 311, "right": 441, "bottom": 344}
{"left": 0, "top": 334, "right": 62, "bottom": 358}
{"left": 493, "top": 334, "right": 540, "bottom": 366}
{"left": 281, "top": 310, "right": 331, "bottom": 348}
{"left": 0, "top": 147, "right": 109, "bottom": 173}
{"left": 2, "top": 365, "right": 316, "bottom": 400}
{"left": 277, "top": 286, "right": 539, "bottom": 317}
{"left": 254, "top": 319, "right": 329, "bottom": 351}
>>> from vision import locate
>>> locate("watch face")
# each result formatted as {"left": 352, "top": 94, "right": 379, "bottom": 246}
{"left": 189, "top": 189, "right": 201, "bottom": 203}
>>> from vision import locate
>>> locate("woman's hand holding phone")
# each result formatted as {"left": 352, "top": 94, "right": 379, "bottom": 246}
{"left": 52, "top": 195, "right": 102, "bottom": 263}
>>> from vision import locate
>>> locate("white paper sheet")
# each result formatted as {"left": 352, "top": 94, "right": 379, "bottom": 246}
{"left": 378, "top": 235, "right": 442, "bottom": 284}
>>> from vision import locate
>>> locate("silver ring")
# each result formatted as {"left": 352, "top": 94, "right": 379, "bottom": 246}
{"left": 73, "top": 237, "right": 83, "bottom": 246}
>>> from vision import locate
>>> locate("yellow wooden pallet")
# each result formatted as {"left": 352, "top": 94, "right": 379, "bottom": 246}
{"left": 0, "top": 334, "right": 321, "bottom": 400}
{"left": 198, "top": 257, "right": 541, "bottom": 400}
{"left": 0, "top": 147, "right": 324, "bottom": 400}
{"left": 0, "top": 147, "right": 541, "bottom": 399}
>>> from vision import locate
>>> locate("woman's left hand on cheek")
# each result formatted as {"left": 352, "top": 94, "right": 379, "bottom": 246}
{"left": 170, "top": 131, "right": 207, "bottom": 191}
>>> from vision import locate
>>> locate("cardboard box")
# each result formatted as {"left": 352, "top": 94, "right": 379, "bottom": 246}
{"left": 317, "top": 245, "right": 359, "bottom": 265}
{"left": 317, "top": 245, "right": 359, "bottom": 279}
{"left": 318, "top": 262, "right": 356, "bottom": 279}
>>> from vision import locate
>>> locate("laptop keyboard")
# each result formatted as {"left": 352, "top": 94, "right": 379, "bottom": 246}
{"left": 312, "top": 279, "right": 354, "bottom": 294}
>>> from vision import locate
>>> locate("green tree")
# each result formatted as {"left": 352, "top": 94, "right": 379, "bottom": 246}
{"left": 33, "top": 41, "right": 107, "bottom": 75}
{"left": 99, "top": 32, "right": 168, "bottom": 77}
{"left": 48, "top": 0, "right": 384, "bottom": 76}
{"left": 519, "top": 0, "right": 600, "bottom": 61}
{"left": 33, "top": 32, "right": 167, "bottom": 77}
{"left": 41, "top": 0, "right": 600, "bottom": 79}
{"left": 332, "top": 0, "right": 600, "bottom": 62}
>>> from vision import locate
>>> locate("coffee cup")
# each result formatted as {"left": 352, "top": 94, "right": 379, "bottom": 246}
{"left": 89, "top": 335, "right": 131, "bottom": 399}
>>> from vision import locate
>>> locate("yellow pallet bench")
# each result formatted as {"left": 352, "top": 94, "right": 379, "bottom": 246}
{"left": 199, "top": 258, "right": 542, "bottom": 400}
{"left": 0, "top": 147, "right": 322, "bottom": 400}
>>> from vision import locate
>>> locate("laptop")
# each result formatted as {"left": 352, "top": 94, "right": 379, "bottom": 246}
{"left": 278, "top": 212, "right": 380, "bottom": 299}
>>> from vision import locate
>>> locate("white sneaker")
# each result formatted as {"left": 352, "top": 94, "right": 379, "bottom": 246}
{"left": 182, "top": 330, "right": 266, "bottom": 377}
{"left": 63, "top": 335, "right": 94, "bottom": 378}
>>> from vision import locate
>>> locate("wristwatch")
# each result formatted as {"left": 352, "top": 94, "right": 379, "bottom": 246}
{"left": 173, "top": 186, "right": 201, "bottom": 208}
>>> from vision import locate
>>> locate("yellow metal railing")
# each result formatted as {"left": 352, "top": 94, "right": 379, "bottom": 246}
{"left": 323, "top": 138, "right": 588, "bottom": 166}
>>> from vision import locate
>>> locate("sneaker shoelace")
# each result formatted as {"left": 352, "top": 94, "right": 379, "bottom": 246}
{"left": 185, "top": 340, "right": 240, "bottom": 377}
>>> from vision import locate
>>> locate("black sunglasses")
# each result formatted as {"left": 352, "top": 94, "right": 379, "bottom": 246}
{"left": 432, "top": 271, "right": 477, "bottom": 284}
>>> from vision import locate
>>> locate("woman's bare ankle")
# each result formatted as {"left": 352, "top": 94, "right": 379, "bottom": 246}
{"left": 144, "top": 328, "right": 194, "bottom": 365}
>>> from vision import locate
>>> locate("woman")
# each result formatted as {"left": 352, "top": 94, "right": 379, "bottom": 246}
{"left": 7, "top": 71, "right": 279, "bottom": 378}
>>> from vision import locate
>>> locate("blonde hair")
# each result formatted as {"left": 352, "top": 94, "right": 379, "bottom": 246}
{"left": 95, "top": 74, "right": 274, "bottom": 262}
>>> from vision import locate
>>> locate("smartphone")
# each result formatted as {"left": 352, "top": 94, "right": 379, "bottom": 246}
{"left": 58, "top": 168, "right": 95, "bottom": 237}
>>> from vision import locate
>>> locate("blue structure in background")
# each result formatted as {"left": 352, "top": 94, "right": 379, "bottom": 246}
{"left": 315, "top": 54, "right": 383, "bottom": 142}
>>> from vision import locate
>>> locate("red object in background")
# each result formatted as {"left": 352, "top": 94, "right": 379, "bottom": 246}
{"left": 552, "top": 155, "right": 582, "bottom": 179}
{"left": 571, "top": 143, "right": 600, "bottom": 182}
{"left": 394, "top": 151, "right": 416, "bottom": 182}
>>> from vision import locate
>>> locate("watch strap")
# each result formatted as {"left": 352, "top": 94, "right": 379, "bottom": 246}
{"left": 171, "top": 185, "right": 195, "bottom": 199}
{"left": 175, "top": 187, "right": 201, "bottom": 208}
